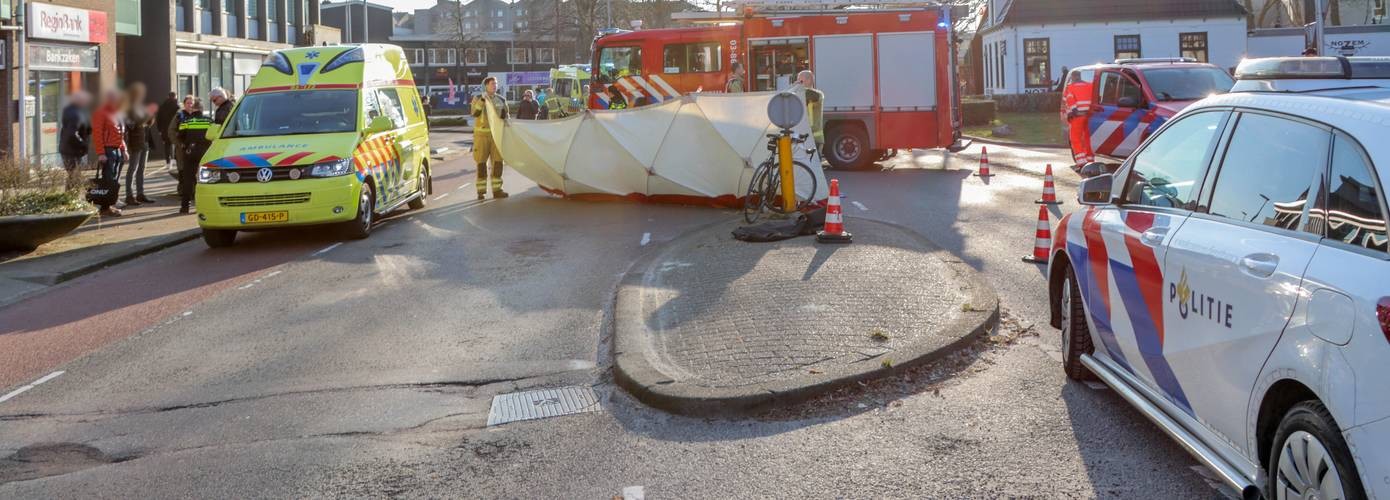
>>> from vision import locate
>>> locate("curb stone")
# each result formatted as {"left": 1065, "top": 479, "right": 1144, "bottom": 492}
{"left": 612, "top": 216, "right": 1000, "bottom": 417}
{"left": 0, "top": 228, "right": 200, "bottom": 310}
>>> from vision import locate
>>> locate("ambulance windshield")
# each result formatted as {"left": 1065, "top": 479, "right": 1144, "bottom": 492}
{"left": 223, "top": 90, "right": 360, "bottom": 138}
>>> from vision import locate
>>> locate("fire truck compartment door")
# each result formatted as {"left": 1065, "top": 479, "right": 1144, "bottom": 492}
{"left": 812, "top": 34, "right": 874, "bottom": 112}
{"left": 876, "top": 32, "right": 936, "bottom": 111}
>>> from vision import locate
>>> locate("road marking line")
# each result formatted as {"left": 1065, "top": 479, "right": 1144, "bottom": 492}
{"left": 640, "top": 232, "right": 651, "bottom": 246}
{"left": 851, "top": 201, "right": 868, "bottom": 211}
{"left": 433, "top": 192, "right": 450, "bottom": 201}
{"left": 622, "top": 486, "right": 645, "bottom": 500}
{"left": 0, "top": 371, "right": 65, "bottom": 404}
{"left": 313, "top": 242, "right": 343, "bottom": 256}
{"left": 456, "top": 182, "right": 472, "bottom": 192}
{"left": 237, "top": 270, "right": 285, "bottom": 290}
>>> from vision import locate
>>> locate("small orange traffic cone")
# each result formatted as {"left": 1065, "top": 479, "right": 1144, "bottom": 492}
{"left": 1035, "top": 164, "right": 1062, "bottom": 205}
{"left": 817, "top": 179, "right": 853, "bottom": 244}
{"left": 976, "top": 147, "right": 994, "bottom": 178}
{"left": 1022, "top": 205, "right": 1051, "bottom": 264}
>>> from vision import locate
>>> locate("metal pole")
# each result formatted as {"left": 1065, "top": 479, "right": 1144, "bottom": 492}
{"left": 344, "top": 1, "right": 352, "bottom": 43}
{"left": 606, "top": 0, "right": 612, "bottom": 29}
{"left": 360, "top": 0, "right": 367, "bottom": 42}
{"left": 16, "top": 0, "right": 27, "bottom": 160}
{"left": 1314, "top": 0, "right": 1326, "bottom": 56}
{"left": 777, "top": 130, "right": 795, "bottom": 213}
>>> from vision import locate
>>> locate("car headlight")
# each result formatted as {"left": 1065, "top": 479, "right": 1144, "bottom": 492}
{"left": 197, "top": 167, "right": 221, "bottom": 184}
{"left": 308, "top": 158, "right": 354, "bottom": 178}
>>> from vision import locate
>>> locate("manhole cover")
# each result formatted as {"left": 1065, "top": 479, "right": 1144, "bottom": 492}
{"left": 486, "top": 386, "right": 601, "bottom": 426}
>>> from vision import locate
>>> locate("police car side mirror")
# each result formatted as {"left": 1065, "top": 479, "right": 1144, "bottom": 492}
{"left": 1117, "top": 96, "right": 1142, "bottom": 108}
{"left": 1079, "top": 173, "right": 1115, "bottom": 206}
{"left": 205, "top": 123, "right": 222, "bottom": 141}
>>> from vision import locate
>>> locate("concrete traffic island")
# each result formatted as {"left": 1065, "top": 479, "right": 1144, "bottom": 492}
{"left": 613, "top": 217, "right": 999, "bottom": 416}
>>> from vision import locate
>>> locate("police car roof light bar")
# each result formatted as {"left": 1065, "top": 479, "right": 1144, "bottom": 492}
{"left": 1115, "top": 57, "right": 1198, "bottom": 65}
{"left": 729, "top": 0, "right": 946, "bottom": 11}
{"left": 1235, "top": 56, "right": 1390, "bottom": 81}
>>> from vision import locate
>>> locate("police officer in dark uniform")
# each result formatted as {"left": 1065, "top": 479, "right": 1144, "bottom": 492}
{"left": 176, "top": 102, "right": 214, "bottom": 214}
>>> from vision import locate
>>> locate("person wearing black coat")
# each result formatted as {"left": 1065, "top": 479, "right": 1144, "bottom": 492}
{"left": 156, "top": 92, "right": 180, "bottom": 165}
{"left": 517, "top": 90, "right": 540, "bottom": 120}
{"left": 58, "top": 91, "right": 93, "bottom": 186}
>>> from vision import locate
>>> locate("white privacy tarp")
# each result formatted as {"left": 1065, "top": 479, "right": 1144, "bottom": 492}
{"left": 486, "top": 89, "right": 828, "bottom": 207}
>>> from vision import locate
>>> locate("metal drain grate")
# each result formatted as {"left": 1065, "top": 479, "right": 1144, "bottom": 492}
{"left": 486, "top": 386, "right": 601, "bottom": 426}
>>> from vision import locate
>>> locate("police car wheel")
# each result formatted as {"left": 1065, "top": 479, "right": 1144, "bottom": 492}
{"left": 202, "top": 229, "right": 236, "bottom": 248}
{"left": 408, "top": 166, "right": 429, "bottom": 210}
{"left": 344, "top": 183, "right": 374, "bottom": 240}
{"left": 1267, "top": 401, "right": 1367, "bottom": 500}
{"left": 1061, "top": 267, "right": 1096, "bottom": 381}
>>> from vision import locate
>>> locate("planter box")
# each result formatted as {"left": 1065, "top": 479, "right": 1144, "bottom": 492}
{"left": 0, "top": 211, "right": 93, "bottom": 252}
{"left": 962, "top": 100, "right": 996, "bottom": 126}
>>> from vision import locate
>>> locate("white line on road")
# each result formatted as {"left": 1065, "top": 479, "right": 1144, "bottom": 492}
{"left": 640, "top": 232, "right": 651, "bottom": 246}
{"left": 433, "top": 192, "right": 450, "bottom": 201}
{"left": 237, "top": 270, "right": 285, "bottom": 290}
{"left": 851, "top": 201, "right": 868, "bottom": 211}
{"left": 456, "top": 182, "right": 472, "bottom": 192}
{"left": 621, "top": 486, "right": 645, "bottom": 500}
{"left": 0, "top": 371, "right": 64, "bottom": 404}
{"left": 313, "top": 242, "right": 343, "bottom": 256}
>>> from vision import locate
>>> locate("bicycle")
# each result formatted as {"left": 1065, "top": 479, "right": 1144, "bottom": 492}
{"left": 742, "top": 132, "right": 821, "bottom": 224}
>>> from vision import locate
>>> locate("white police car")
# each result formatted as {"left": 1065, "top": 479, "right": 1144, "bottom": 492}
{"left": 1048, "top": 57, "right": 1390, "bottom": 499}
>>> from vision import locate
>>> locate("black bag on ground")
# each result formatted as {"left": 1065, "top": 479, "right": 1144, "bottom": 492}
{"left": 732, "top": 207, "right": 827, "bottom": 242}
{"left": 86, "top": 177, "right": 119, "bottom": 207}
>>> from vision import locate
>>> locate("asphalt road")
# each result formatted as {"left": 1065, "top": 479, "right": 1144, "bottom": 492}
{"left": 0, "top": 139, "right": 1227, "bottom": 498}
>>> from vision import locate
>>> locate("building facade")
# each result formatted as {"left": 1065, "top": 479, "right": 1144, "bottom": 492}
{"left": 320, "top": 0, "right": 392, "bottom": 43}
{"left": 123, "top": 0, "right": 324, "bottom": 113}
{"left": 976, "top": 0, "right": 1248, "bottom": 95}
{"left": 2, "top": 0, "right": 122, "bottom": 162}
{"left": 389, "top": 0, "right": 572, "bottom": 110}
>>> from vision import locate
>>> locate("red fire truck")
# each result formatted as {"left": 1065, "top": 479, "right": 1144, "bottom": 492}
{"left": 589, "top": 2, "right": 965, "bottom": 170}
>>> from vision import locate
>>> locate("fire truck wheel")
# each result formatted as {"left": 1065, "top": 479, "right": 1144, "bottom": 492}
{"left": 826, "top": 125, "right": 871, "bottom": 170}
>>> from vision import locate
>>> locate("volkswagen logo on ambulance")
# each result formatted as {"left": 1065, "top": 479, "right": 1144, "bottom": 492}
{"left": 256, "top": 168, "right": 273, "bottom": 183}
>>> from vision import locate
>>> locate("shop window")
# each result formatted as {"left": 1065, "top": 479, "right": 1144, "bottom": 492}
{"left": 1023, "top": 38, "right": 1050, "bottom": 89}
{"left": 1115, "top": 35, "right": 1141, "bottom": 60}
{"left": 1180, "top": 32, "right": 1209, "bottom": 63}
{"left": 535, "top": 47, "right": 555, "bottom": 64}
{"left": 663, "top": 42, "right": 722, "bottom": 74}
{"left": 465, "top": 48, "right": 487, "bottom": 66}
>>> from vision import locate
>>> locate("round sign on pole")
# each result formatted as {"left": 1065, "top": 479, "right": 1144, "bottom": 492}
{"left": 767, "top": 91, "right": 804, "bottom": 130}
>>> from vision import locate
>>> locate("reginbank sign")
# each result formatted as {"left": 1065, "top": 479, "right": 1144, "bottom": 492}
{"left": 28, "top": 3, "right": 107, "bottom": 44}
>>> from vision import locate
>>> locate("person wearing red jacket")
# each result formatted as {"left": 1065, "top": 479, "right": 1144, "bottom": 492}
{"left": 1064, "top": 77, "right": 1095, "bottom": 168}
{"left": 91, "top": 89, "right": 129, "bottom": 216}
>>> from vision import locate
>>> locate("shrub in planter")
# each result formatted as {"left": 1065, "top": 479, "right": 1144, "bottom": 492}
{"left": 962, "top": 100, "right": 996, "bottom": 126}
{"left": 0, "top": 157, "right": 94, "bottom": 252}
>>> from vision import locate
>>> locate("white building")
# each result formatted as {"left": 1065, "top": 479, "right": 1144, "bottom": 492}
{"left": 976, "top": 0, "right": 1248, "bottom": 95}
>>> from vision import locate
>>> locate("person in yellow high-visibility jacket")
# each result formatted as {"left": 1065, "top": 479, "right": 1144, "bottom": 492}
{"left": 796, "top": 70, "right": 825, "bottom": 152}
{"left": 471, "top": 76, "right": 509, "bottom": 200}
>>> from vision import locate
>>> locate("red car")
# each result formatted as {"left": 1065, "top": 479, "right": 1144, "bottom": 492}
{"left": 1060, "top": 58, "right": 1234, "bottom": 160}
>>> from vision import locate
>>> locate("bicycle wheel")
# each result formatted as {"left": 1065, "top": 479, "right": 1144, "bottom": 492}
{"left": 743, "top": 163, "right": 772, "bottom": 223}
{"left": 764, "top": 161, "right": 821, "bottom": 214}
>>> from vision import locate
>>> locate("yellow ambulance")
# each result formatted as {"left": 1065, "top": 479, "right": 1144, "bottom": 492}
{"left": 195, "top": 44, "right": 431, "bottom": 247}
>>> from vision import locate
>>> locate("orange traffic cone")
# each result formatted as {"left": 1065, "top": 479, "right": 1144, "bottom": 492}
{"left": 1035, "top": 164, "right": 1062, "bottom": 205}
{"left": 976, "top": 147, "right": 994, "bottom": 178}
{"left": 817, "top": 179, "right": 853, "bottom": 244}
{"left": 1022, "top": 205, "right": 1051, "bottom": 264}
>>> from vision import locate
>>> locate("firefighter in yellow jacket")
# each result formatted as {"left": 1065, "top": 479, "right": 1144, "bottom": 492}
{"left": 471, "top": 76, "right": 509, "bottom": 199}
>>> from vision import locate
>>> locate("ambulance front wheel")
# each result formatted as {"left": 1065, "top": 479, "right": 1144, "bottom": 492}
{"left": 343, "top": 182, "right": 375, "bottom": 240}
{"left": 202, "top": 229, "right": 237, "bottom": 248}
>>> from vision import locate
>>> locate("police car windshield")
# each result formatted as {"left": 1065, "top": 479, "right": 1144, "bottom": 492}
{"left": 223, "top": 90, "right": 359, "bottom": 138}
{"left": 1143, "top": 68, "right": 1236, "bottom": 101}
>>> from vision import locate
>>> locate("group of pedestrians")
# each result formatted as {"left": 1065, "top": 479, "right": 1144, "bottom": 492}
{"left": 57, "top": 86, "right": 235, "bottom": 216}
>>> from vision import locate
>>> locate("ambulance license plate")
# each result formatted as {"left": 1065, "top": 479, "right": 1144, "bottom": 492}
{"left": 241, "top": 211, "right": 289, "bottom": 224}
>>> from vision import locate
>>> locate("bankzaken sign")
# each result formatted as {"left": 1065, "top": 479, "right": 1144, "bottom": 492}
{"left": 28, "top": 3, "right": 108, "bottom": 44}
